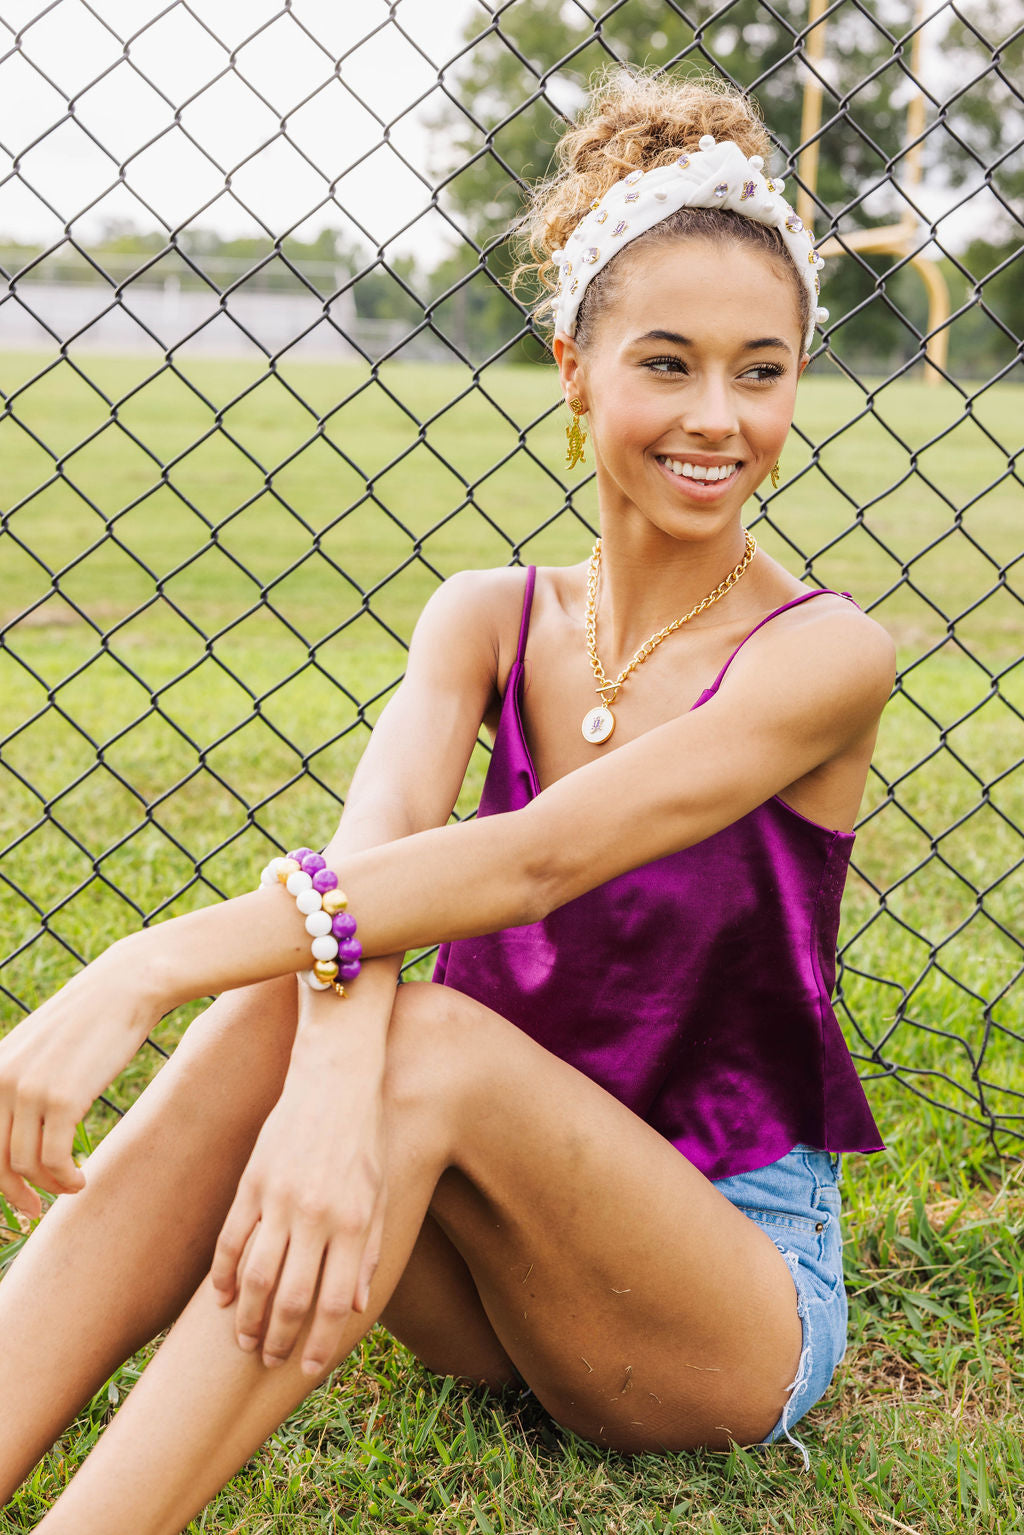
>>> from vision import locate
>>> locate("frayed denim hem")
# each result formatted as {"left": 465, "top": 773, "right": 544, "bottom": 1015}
{"left": 713, "top": 1145, "right": 850, "bottom": 1470}
{"left": 754, "top": 1238, "right": 846, "bottom": 1470}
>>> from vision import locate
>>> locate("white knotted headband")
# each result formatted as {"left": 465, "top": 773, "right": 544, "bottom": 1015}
{"left": 550, "top": 135, "right": 828, "bottom": 353}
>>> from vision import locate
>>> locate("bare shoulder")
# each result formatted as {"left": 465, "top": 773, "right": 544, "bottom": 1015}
{"left": 796, "top": 594, "right": 895, "bottom": 687}
{"left": 420, "top": 566, "right": 532, "bottom": 640}
{"left": 426, "top": 565, "right": 532, "bottom": 619}
{"left": 739, "top": 591, "right": 896, "bottom": 718}
{"left": 410, "top": 565, "right": 535, "bottom": 691}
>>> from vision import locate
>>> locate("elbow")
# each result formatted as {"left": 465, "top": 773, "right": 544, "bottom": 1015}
{"left": 515, "top": 810, "right": 576, "bottom": 926}
{"left": 517, "top": 871, "right": 557, "bottom": 927}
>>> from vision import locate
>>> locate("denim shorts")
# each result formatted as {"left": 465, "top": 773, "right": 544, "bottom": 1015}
{"left": 712, "top": 1142, "right": 847, "bottom": 1467}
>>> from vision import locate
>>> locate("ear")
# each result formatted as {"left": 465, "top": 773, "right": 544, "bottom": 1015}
{"left": 553, "top": 331, "right": 585, "bottom": 406}
{"left": 797, "top": 352, "right": 811, "bottom": 379}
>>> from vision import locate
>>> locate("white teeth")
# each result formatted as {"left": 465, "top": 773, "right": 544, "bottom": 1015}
{"left": 659, "top": 457, "right": 738, "bottom": 483}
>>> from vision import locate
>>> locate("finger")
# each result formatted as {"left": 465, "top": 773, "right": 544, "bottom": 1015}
{"left": 233, "top": 1215, "right": 290, "bottom": 1352}
{"left": 0, "top": 1110, "right": 41, "bottom": 1219}
{"left": 353, "top": 1199, "right": 386, "bottom": 1314}
{"left": 39, "top": 1109, "right": 86, "bottom": 1196}
{"left": 8, "top": 1104, "right": 45, "bottom": 1205}
{"left": 210, "top": 1185, "right": 262, "bottom": 1304}
{"left": 260, "top": 1232, "right": 327, "bottom": 1368}
{"left": 301, "top": 1240, "right": 361, "bottom": 1378}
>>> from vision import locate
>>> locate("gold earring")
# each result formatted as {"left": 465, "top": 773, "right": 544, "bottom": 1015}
{"left": 565, "top": 397, "right": 587, "bottom": 470}
{"left": 770, "top": 460, "right": 781, "bottom": 489}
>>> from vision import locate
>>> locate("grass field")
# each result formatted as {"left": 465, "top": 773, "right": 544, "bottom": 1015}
{"left": 1, "top": 351, "right": 1023, "bottom": 1531}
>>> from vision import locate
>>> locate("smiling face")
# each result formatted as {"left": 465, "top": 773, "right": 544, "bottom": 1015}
{"left": 554, "top": 237, "right": 808, "bottom": 545}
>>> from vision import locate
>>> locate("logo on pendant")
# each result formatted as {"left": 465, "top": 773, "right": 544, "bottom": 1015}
{"left": 582, "top": 706, "right": 615, "bottom": 744}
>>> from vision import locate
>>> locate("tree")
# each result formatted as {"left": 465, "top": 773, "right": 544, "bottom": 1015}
{"left": 932, "top": 0, "right": 1024, "bottom": 374}
{"left": 424, "top": 0, "right": 1023, "bottom": 373}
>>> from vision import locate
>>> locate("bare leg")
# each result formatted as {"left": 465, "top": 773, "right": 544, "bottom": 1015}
{"left": 0, "top": 977, "right": 298, "bottom": 1499}
{"left": 29, "top": 981, "right": 803, "bottom": 1535}
{"left": 381, "top": 1212, "right": 521, "bottom": 1386}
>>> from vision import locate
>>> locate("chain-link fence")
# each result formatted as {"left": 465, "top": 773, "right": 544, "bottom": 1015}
{"left": 1, "top": 1, "right": 1022, "bottom": 1150}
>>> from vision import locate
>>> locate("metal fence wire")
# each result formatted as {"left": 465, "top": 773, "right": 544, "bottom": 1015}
{"left": 1, "top": 1, "right": 1023, "bottom": 1149}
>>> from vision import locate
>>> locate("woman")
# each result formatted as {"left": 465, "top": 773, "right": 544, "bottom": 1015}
{"left": 0, "top": 72, "right": 894, "bottom": 1533}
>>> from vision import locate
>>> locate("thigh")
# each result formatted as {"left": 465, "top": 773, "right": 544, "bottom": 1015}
{"left": 385, "top": 983, "right": 804, "bottom": 1454}
{"left": 381, "top": 1214, "right": 520, "bottom": 1389}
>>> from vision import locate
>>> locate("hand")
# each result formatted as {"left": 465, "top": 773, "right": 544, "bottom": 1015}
{"left": 210, "top": 1030, "right": 387, "bottom": 1378}
{"left": 0, "top": 941, "right": 161, "bottom": 1215}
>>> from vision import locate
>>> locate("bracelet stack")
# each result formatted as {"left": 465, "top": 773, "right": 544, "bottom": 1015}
{"left": 258, "top": 847, "right": 362, "bottom": 998}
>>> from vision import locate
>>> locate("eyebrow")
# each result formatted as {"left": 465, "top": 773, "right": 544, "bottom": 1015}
{"left": 632, "top": 329, "right": 792, "bottom": 352}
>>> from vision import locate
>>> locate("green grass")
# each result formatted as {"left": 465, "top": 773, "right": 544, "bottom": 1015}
{"left": 2, "top": 352, "right": 1022, "bottom": 1117}
{"left": 2, "top": 1110, "right": 1022, "bottom": 1533}
{"left": 1, "top": 351, "right": 1023, "bottom": 1530}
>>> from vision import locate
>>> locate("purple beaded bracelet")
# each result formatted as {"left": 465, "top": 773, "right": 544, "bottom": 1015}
{"left": 258, "top": 847, "right": 362, "bottom": 998}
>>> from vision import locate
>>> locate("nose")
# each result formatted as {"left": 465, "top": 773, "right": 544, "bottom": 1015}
{"left": 681, "top": 372, "right": 740, "bottom": 442}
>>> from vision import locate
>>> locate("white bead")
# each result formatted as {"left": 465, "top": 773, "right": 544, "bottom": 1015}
{"left": 311, "top": 935, "right": 339, "bottom": 961}
{"left": 286, "top": 870, "right": 313, "bottom": 895}
{"left": 305, "top": 910, "right": 333, "bottom": 937}
{"left": 301, "top": 970, "right": 332, "bottom": 991}
{"left": 749, "top": 155, "right": 764, "bottom": 170}
{"left": 653, "top": 188, "right": 668, "bottom": 200}
{"left": 295, "top": 888, "right": 323, "bottom": 915}
{"left": 259, "top": 864, "right": 279, "bottom": 887}
{"left": 816, "top": 306, "right": 830, "bottom": 322}
{"left": 775, "top": 177, "right": 786, "bottom": 192}
{"left": 698, "top": 134, "right": 716, "bottom": 151}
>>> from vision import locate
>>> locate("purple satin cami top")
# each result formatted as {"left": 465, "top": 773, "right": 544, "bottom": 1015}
{"left": 434, "top": 566, "right": 884, "bottom": 1181}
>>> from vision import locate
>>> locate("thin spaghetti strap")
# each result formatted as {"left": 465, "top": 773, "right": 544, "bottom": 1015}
{"left": 514, "top": 566, "right": 538, "bottom": 666}
{"left": 701, "top": 588, "right": 846, "bottom": 702}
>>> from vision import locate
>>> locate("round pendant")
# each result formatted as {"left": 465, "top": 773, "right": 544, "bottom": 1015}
{"left": 581, "top": 704, "right": 615, "bottom": 744}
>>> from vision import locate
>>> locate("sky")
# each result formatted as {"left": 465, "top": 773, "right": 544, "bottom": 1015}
{"left": 0, "top": 0, "right": 483, "bottom": 265}
{"left": 0, "top": 0, "right": 1002, "bottom": 271}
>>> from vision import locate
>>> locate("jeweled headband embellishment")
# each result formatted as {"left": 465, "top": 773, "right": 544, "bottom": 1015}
{"left": 552, "top": 135, "right": 826, "bottom": 351}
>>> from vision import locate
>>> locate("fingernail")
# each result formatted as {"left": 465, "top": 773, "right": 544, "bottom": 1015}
{"left": 263, "top": 1354, "right": 285, "bottom": 1370}
{"left": 237, "top": 1334, "right": 258, "bottom": 1352}
{"left": 302, "top": 1358, "right": 323, "bottom": 1377}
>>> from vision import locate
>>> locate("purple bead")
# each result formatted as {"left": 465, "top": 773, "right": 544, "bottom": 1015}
{"left": 286, "top": 847, "right": 314, "bottom": 864}
{"left": 331, "top": 911, "right": 357, "bottom": 939}
{"left": 338, "top": 960, "right": 361, "bottom": 982}
{"left": 301, "top": 852, "right": 326, "bottom": 874}
{"left": 336, "top": 937, "right": 363, "bottom": 964}
{"left": 312, "top": 868, "right": 339, "bottom": 894}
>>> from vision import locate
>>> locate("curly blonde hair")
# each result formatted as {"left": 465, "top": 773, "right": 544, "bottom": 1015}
{"left": 514, "top": 68, "right": 809, "bottom": 348}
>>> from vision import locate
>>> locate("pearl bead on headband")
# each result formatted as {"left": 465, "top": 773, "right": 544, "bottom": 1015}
{"left": 550, "top": 135, "right": 828, "bottom": 354}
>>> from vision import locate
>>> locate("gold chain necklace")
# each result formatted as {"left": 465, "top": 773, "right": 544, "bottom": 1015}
{"left": 581, "top": 529, "right": 758, "bottom": 744}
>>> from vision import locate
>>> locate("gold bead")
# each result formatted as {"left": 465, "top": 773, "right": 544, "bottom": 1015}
{"left": 276, "top": 858, "right": 300, "bottom": 883}
{"left": 321, "top": 888, "right": 348, "bottom": 915}
{"left": 313, "top": 958, "right": 339, "bottom": 981}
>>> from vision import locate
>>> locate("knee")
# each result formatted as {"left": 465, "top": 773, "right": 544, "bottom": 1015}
{"left": 382, "top": 981, "right": 490, "bottom": 1127}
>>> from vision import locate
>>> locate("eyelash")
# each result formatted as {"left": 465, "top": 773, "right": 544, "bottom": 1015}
{"left": 644, "top": 356, "right": 786, "bottom": 383}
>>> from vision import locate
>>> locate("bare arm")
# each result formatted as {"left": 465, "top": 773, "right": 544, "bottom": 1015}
{"left": 0, "top": 568, "right": 514, "bottom": 1214}
{"left": 0, "top": 596, "right": 892, "bottom": 1219}
{"left": 138, "top": 602, "right": 895, "bottom": 1004}
{"left": 290, "top": 565, "right": 509, "bottom": 1038}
